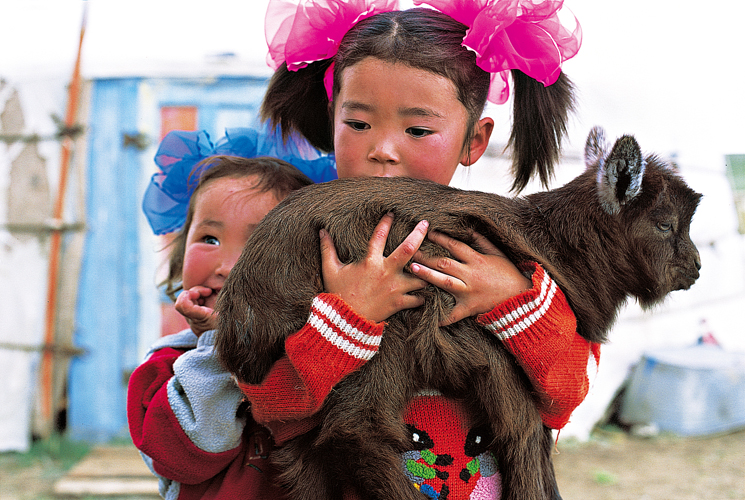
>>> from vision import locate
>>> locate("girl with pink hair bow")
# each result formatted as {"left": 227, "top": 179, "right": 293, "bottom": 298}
{"left": 217, "top": 1, "right": 598, "bottom": 499}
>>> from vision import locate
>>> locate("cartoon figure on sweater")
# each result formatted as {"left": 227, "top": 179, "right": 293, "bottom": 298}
{"left": 215, "top": 1, "right": 600, "bottom": 499}
{"left": 402, "top": 395, "right": 502, "bottom": 500}
{"left": 127, "top": 131, "right": 330, "bottom": 500}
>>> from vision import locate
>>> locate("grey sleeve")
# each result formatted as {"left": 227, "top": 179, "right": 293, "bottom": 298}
{"left": 138, "top": 451, "right": 180, "bottom": 500}
{"left": 167, "top": 330, "right": 247, "bottom": 453}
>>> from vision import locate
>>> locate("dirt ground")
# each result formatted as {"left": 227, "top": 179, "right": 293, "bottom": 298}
{"left": 1, "top": 429, "right": 744, "bottom": 499}
{"left": 0, "top": 436, "right": 88, "bottom": 500}
{"left": 553, "top": 427, "right": 745, "bottom": 500}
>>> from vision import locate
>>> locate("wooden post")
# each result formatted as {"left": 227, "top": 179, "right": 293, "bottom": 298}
{"left": 39, "top": 4, "right": 87, "bottom": 436}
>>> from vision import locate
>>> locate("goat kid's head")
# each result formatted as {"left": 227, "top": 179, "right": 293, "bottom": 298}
{"left": 586, "top": 126, "right": 703, "bottom": 307}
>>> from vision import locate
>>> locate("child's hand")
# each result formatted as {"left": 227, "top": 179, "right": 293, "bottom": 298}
{"left": 319, "top": 213, "right": 428, "bottom": 323}
{"left": 175, "top": 286, "right": 218, "bottom": 336}
{"left": 411, "top": 230, "right": 531, "bottom": 326}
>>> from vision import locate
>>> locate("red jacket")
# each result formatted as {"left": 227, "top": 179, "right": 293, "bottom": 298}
{"left": 127, "top": 331, "right": 288, "bottom": 500}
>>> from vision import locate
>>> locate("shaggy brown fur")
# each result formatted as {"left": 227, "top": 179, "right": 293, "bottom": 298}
{"left": 216, "top": 128, "right": 702, "bottom": 500}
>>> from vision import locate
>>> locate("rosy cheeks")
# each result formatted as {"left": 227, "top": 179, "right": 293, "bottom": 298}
{"left": 181, "top": 233, "right": 223, "bottom": 294}
{"left": 336, "top": 127, "right": 462, "bottom": 182}
{"left": 334, "top": 117, "right": 462, "bottom": 182}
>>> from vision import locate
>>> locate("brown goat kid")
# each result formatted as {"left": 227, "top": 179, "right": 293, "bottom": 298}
{"left": 216, "top": 127, "right": 702, "bottom": 500}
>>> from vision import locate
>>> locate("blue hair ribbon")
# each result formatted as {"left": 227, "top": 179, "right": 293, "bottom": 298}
{"left": 142, "top": 126, "right": 337, "bottom": 235}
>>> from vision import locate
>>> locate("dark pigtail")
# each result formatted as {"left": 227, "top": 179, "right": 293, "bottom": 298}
{"left": 260, "top": 60, "right": 335, "bottom": 152}
{"left": 508, "top": 70, "right": 575, "bottom": 192}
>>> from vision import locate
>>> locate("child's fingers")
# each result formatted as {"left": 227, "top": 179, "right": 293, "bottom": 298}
{"left": 439, "top": 304, "right": 469, "bottom": 326}
{"left": 398, "top": 290, "right": 426, "bottom": 310}
{"left": 408, "top": 264, "right": 467, "bottom": 325}
{"left": 469, "top": 230, "right": 506, "bottom": 257}
{"left": 388, "top": 219, "right": 429, "bottom": 266}
{"left": 412, "top": 237, "right": 466, "bottom": 287}
{"left": 175, "top": 289, "right": 214, "bottom": 319}
{"left": 190, "top": 285, "right": 214, "bottom": 298}
{"left": 366, "top": 212, "right": 396, "bottom": 256}
{"left": 175, "top": 300, "right": 210, "bottom": 320}
{"left": 425, "top": 230, "right": 476, "bottom": 262}
{"left": 319, "top": 228, "right": 342, "bottom": 269}
{"left": 177, "top": 286, "right": 213, "bottom": 305}
{"left": 410, "top": 261, "right": 465, "bottom": 293}
{"left": 175, "top": 290, "right": 195, "bottom": 310}
{"left": 400, "top": 268, "right": 429, "bottom": 295}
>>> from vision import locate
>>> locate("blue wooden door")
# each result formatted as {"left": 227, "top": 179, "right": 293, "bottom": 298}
{"left": 69, "top": 75, "right": 268, "bottom": 442}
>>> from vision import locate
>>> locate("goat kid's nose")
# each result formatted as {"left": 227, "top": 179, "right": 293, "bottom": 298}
{"left": 689, "top": 244, "right": 702, "bottom": 271}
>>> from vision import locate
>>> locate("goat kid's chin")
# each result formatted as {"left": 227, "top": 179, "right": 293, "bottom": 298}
{"left": 673, "top": 268, "right": 700, "bottom": 291}
{"left": 640, "top": 267, "right": 699, "bottom": 309}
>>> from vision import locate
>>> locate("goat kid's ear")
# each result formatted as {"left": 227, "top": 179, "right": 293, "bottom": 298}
{"left": 596, "top": 134, "right": 646, "bottom": 215}
{"left": 584, "top": 126, "right": 608, "bottom": 167}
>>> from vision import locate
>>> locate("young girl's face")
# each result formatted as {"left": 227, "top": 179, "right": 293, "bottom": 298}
{"left": 182, "top": 175, "right": 281, "bottom": 310}
{"left": 333, "top": 57, "right": 489, "bottom": 185}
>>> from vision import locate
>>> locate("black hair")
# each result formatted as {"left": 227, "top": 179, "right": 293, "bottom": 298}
{"left": 261, "top": 8, "right": 575, "bottom": 192}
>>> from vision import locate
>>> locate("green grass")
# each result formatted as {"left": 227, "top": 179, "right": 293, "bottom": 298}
{"left": 17, "top": 434, "right": 90, "bottom": 468}
{"left": 0, "top": 434, "right": 91, "bottom": 499}
{"left": 592, "top": 469, "right": 619, "bottom": 485}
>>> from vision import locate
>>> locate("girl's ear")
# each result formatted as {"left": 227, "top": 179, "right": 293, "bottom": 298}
{"left": 461, "top": 117, "right": 494, "bottom": 166}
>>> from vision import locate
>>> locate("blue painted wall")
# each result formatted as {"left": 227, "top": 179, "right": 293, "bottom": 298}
{"left": 69, "top": 75, "right": 268, "bottom": 442}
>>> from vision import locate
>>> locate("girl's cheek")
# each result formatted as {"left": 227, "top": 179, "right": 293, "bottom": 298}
{"left": 333, "top": 146, "right": 359, "bottom": 178}
{"left": 181, "top": 248, "right": 205, "bottom": 289}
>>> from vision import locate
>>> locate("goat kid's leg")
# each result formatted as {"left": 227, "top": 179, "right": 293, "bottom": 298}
{"left": 305, "top": 419, "right": 425, "bottom": 500}
{"left": 314, "top": 360, "right": 426, "bottom": 500}
{"left": 494, "top": 425, "right": 558, "bottom": 500}
{"left": 339, "top": 437, "right": 426, "bottom": 500}
{"left": 271, "top": 432, "right": 343, "bottom": 500}
{"left": 541, "top": 426, "right": 563, "bottom": 500}
{"left": 552, "top": 482, "right": 564, "bottom": 500}
{"left": 474, "top": 356, "right": 554, "bottom": 500}
{"left": 274, "top": 434, "right": 426, "bottom": 500}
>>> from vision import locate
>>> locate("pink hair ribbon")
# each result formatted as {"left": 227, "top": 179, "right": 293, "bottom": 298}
{"left": 265, "top": 0, "right": 399, "bottom": 71}
{"left": 416, "top": 0, "right": 582, "bottom": 104}
{"left": 265, "top": 0, "right": 399, "bottom": 100}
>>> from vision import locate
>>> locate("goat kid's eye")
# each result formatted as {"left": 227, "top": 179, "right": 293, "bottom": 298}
{"left": 656, "top": 222, "right": 673, "bottom": 233}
